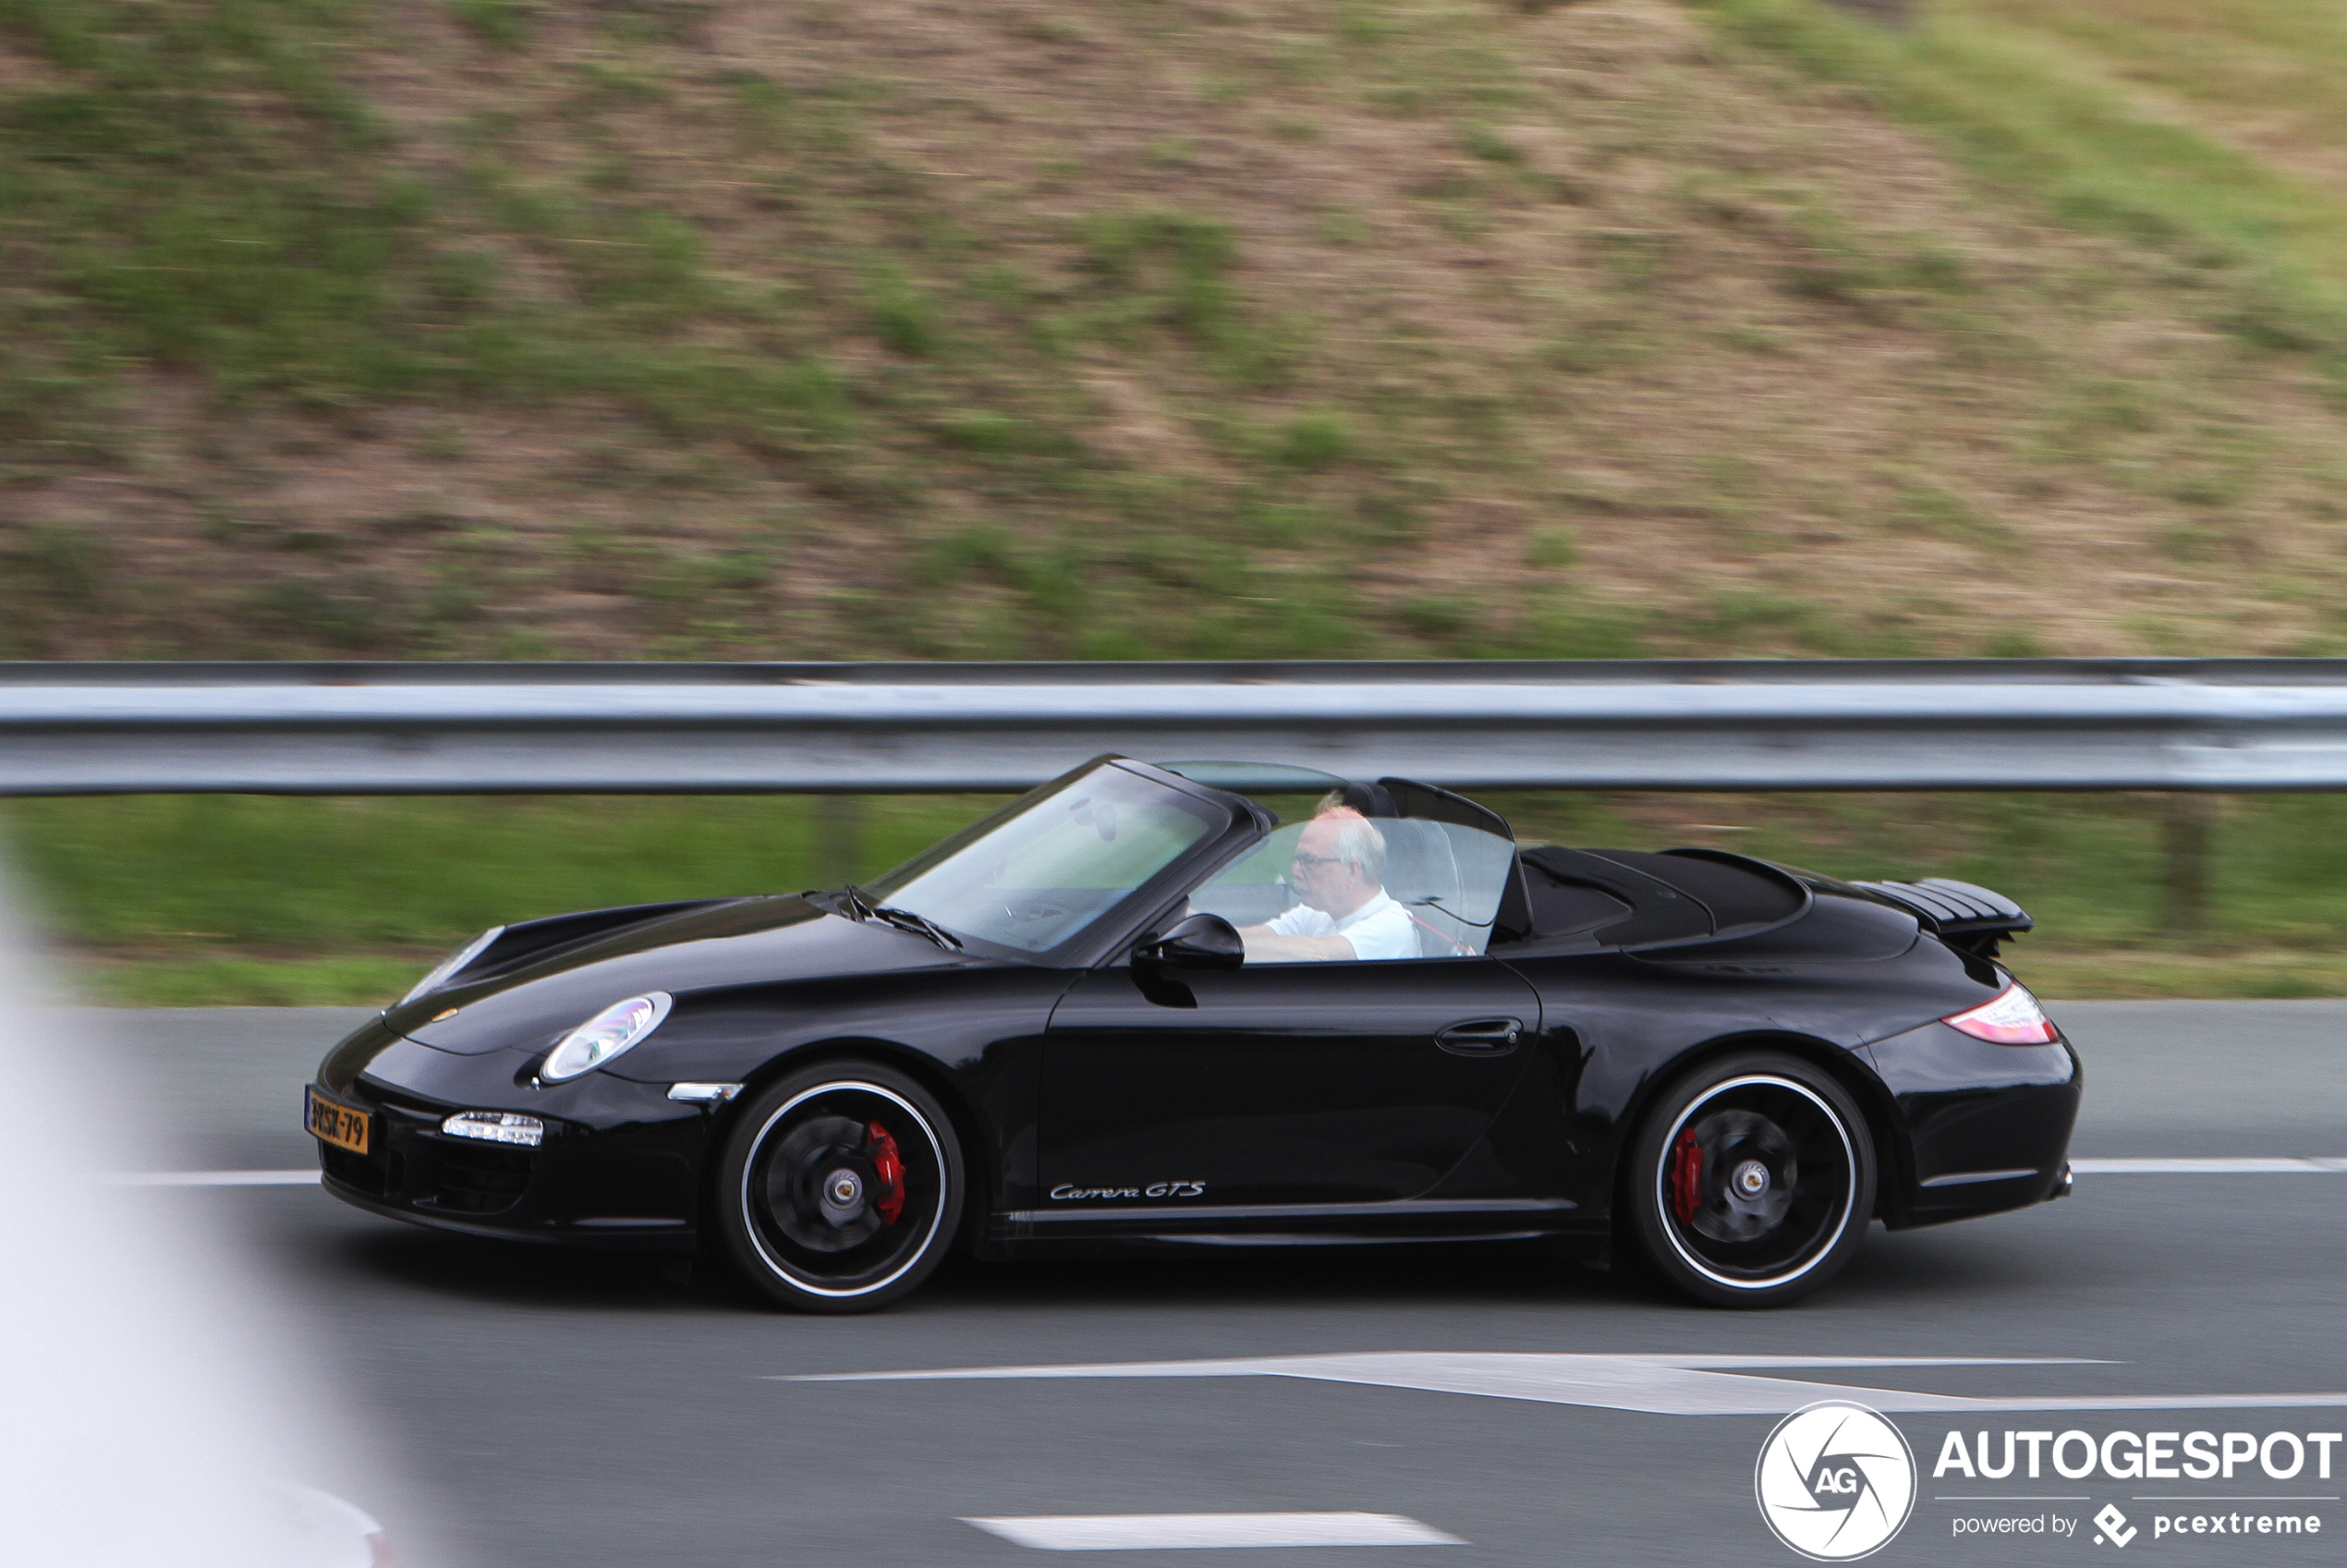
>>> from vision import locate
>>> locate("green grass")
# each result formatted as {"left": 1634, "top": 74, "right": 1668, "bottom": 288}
{"left": 1964, "top": 0, "right": 2347, "bottom": 182}
{"left": 1, "top": 794, "right": 1000, "bottom": 953}
{"left": 79, "top": 954, "right": 429, "bottom": 1007}
{"left": 17, "top": 790, "right": 2347, "bottom": 1003}
{"left": 1708, "top": 0, "right": 2347, "bottom": 362}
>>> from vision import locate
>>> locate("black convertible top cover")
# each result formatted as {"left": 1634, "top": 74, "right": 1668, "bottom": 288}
{"left": 1511, "top": 846, "right": 1813, "bottom": 954}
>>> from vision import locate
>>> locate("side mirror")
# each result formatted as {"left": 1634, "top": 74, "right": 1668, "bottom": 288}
{"left": 1136, "top": 912, "right": 1244, "bottom": 971}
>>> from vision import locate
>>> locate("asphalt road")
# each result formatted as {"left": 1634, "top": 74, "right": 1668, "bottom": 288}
{"left": 91, "top": 1002, "right": 2347, "bottom": 1568}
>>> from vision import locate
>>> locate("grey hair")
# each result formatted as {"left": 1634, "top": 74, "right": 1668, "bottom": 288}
{"left": 1319, "top": 810, "right": 1387, "bottom": 884}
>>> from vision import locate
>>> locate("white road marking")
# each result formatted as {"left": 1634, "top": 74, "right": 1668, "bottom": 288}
{"left": 105, "top": 1169, "right": 320, "bottom": 1187}
{"left": 2073, "top": 1157, "right": 2347, "bottom": 1173}
{"left": 792, "top": 1353, "right": 2347, "bottom": 1416}
{"left": 962, "top": 1513, "right": 1465, "bottom": 1550}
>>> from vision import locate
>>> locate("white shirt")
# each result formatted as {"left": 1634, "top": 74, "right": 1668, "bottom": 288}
{"left": 1265, "top": 889, "right": 1418, "bottom": 961}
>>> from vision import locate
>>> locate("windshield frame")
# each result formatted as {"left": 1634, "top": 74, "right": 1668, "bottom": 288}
{"left": 848, "top": 757, "right": 1266, "bottom": 967}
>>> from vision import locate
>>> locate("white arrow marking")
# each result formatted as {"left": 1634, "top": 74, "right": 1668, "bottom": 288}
{"left": 786, "top": 1354, "right": 2347, "bottom": 1416}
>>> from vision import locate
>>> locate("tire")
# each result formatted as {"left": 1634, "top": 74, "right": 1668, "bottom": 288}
{"left": 713, "top": 1061, "right": 964, "bottom": 1313}
{"left": 1623, "top": 1051, "right": 1876, "bottom": 1309}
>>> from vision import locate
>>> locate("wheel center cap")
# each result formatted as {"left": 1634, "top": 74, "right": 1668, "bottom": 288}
{"left": 820, "top": 1167, "right": 865, "bottom": 1224}
{"left": 1733, "top": 1159, "right": 1770, "bottom": 1198}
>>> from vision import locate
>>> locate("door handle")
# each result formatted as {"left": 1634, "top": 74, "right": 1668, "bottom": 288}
{"left": 1436, "top": 1017, "right": 1523, "bottom": 1056}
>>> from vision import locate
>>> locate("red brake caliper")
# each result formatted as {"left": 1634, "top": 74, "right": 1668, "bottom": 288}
{"left": 1667, "top": 1127, "right": 1703, "bottom": 1224}
{"left": 866, "top": 1121, "right": 906, "bottom": 1224}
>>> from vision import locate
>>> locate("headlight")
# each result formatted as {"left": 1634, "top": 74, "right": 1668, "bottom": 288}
{"left": 442, "top": 1111, "right": 544, "bottom": 1148}
{"left": 400, "top": 927, "right": 505, "bottom": 1006}
{"left": 541, "top": 992, "right": 673, "bottom": 1082}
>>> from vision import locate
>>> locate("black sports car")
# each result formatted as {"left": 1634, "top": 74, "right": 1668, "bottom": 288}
{"left": 309, "top": 756, "right": 2078, "bottom": 1311}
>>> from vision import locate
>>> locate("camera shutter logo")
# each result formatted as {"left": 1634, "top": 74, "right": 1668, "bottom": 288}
{"left": 1755, "top": 1401, "right": 1917, "bottom": 1561}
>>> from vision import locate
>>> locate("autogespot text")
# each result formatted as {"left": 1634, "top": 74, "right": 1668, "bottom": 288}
{"left": 1933, "top": 1428, "right": 2343, "bottom": 1481}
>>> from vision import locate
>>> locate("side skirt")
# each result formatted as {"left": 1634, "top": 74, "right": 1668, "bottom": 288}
{"left": 980, "top": 1196, "right": 1593, "bottom": 1257}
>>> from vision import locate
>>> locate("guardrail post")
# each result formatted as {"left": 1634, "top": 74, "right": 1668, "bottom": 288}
{"left": 2160, "top": 794, "right": 2212, "bottom": 937}
{"left": 814, "top": 794, "right": 864, "bottom": 889}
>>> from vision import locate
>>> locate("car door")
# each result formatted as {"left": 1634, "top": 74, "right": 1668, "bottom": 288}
{"left": 1040, "top": 954, "right": 1541, "bottom": 1210}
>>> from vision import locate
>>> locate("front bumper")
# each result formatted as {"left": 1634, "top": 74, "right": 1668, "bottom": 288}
{"left": 311, "top": 1023, "right": 711, "bottom": 1254}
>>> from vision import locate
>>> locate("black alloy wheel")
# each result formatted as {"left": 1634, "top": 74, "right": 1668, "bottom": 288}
{"left": 1623, "top": 1051, "right": 1876, "bottom": 1308}
{"left": 714, "top": 1062, "right": 964, "bottom": 1313}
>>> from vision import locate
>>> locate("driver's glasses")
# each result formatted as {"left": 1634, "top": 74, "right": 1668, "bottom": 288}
{"left": 1290, "top": 853, "right": 1349, "bottom": 870}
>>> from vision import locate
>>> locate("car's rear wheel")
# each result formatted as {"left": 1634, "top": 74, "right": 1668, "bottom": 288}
{"left": 714, "top": 1062, "right": 963, "bottom": 1313}
{"left": 1623, "top": 1051, "right": 1875, "bottom": 1308}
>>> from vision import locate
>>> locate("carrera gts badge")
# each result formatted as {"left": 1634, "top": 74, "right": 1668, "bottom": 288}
{"left": 1048, "top": 1181, "right": 1206, "bottom": 1200}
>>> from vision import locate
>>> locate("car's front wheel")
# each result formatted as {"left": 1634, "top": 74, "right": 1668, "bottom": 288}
{"left": 1623, "top": 1051, "right": 1875, "bottom": 1308}
{"left": 713, "top": 1062, "right": 963, "bottom": 1313}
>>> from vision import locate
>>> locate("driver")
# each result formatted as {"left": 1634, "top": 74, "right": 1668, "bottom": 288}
{"left": 1238, "top": 807, "right": 1417, "bottom": 962}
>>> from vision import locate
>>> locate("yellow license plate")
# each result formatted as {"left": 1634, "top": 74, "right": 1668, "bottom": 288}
{"left": 305, "top": 1087, "right": 370, "bottom": 1156}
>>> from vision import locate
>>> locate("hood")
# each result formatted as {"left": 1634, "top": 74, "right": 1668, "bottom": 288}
{"left": 386, "top": 894, "right": 969, "bottom": 1055}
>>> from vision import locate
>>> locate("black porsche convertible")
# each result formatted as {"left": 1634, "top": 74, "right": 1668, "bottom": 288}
{"left": 308, "top": 756, "right": 2078, "bottom": 1311}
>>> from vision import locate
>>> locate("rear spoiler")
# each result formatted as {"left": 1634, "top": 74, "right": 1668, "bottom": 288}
{"left": 1852, "top": 877, "right": 2033, "bottom": 957}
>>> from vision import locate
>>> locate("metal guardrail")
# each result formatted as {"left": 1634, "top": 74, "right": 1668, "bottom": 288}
{"left": 4, "top": 659, "right": 2347, "bottom": 795}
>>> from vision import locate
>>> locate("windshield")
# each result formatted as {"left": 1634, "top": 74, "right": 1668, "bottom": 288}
{"left": 858, "top": 762, "right": 1225, "bottom": 953}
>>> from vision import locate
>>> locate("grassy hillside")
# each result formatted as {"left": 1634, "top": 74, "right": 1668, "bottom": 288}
{"left": 5, "top": 0, "right": 2347, "bottom": 663}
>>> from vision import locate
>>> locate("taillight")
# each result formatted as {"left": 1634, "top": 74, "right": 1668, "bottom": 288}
{"left": 1942, "top": 982, "right": 2059, "bottom": 1045}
